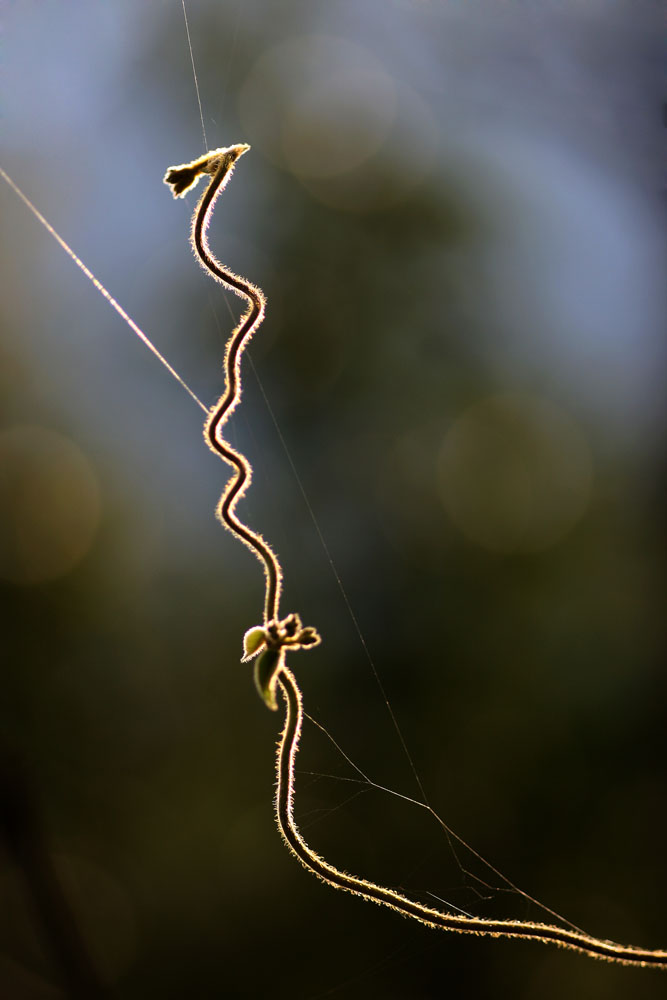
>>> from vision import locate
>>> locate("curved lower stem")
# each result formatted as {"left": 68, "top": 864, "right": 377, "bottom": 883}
{"left": 275, "top": 666, "right": 667, "bottom": 969}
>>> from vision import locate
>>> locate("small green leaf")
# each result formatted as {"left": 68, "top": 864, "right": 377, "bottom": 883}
{"left": 242, "top": 626, "right": 267, "bottom": 662}
{"left": 253, "top": 648, "right": 283, "bottom": 711}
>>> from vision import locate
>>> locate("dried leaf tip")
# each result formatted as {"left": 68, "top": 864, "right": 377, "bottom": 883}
{"left": 163, "top": 144, "right": 251, "bottom": 199}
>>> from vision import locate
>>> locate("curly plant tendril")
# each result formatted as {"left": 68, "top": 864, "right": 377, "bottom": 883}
{"left": 164, "top": 145, "right": 321, "bottom": 699}
{"left": 165, "top": 146, "right": 667, "bottom": 970}
{"left": 165, "top": 145, "right": 278, "bottom": 623}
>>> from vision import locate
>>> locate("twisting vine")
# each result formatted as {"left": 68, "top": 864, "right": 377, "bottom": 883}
{"left": 164, "top": 145, "right": 667, "bottom": 969}
{"left": 164, "top": 145, "right": 321, "bottom": 705}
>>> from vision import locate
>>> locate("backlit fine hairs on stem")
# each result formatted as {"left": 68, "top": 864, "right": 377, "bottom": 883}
{"left": 164, "top": 145, "right": 321, "bottom": 703}
{"left": 276, "top": 668, "right": 667, "bottom": 968}
{"left": 165, "top": 145, "right": 280, "bottom": 625}
{"left": 165, "top": 146, "right": 667, "bottom": 969}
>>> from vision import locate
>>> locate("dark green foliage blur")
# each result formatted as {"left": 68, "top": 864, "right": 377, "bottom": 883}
{"left": 1, "top": 1, "right": 665, "bottom": 997}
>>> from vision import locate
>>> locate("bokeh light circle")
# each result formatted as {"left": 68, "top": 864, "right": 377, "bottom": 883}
{"left": 436, "top": 395, "right": 592, "bottom": 552}
{"left": 0, "top": 425, "right": 101, "bottom": 584}
{"left": 239, "top": 35, "right": 396, "bottom": 178}
{"left": 239, "top": 34, "right": 438, "bottom": 213}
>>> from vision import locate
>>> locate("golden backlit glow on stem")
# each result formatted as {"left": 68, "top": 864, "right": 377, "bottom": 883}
{"left": 1, "top": 144, "right": 663, "bottom": 972}
{"left": 165, "top": 145, "right": 282, "bottom": 625}
{"left": 165, "top": 143, "right": 667, "bottom": 970}
{"left": 276, "top": 667, "right": 667, "bottom": 968}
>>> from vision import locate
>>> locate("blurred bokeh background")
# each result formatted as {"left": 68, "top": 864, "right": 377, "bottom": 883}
{"left": 1, "top": 1, "right": 666, "bottom": 997}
